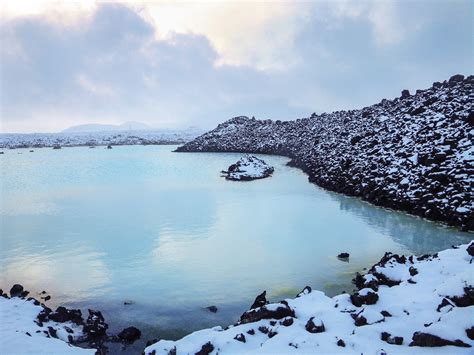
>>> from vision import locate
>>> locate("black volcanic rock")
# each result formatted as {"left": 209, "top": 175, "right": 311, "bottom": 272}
{"left": 176, "top": 76, "right": 473, "bottom": 230}
{"left": 305, "top": 317, "right": 325, "bottom": 333}
{"left": 10, "top": 284, "right": 24, "bottom": 297}
{"left": 409, "top": 332, "right": 471, "bottom": 347}
{"left": 117, "top": 326, "right": 141, "bottom": 343}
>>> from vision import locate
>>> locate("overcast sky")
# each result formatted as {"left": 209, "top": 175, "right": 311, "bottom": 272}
{"left": 0, "top": 0, "right": 472, "bottom": 133}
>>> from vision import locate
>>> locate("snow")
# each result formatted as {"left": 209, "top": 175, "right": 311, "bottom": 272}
{"left": 145, "top": 241, "right": 474, "bottom": 354}
{"left": 222, "top": 155, "right": 274, "bottom": 181}
{"left": 0, "top": 128, "right": 202, "bottom": 149}
{"left": 0, "top": 297, "right": 94, "bottom": 354}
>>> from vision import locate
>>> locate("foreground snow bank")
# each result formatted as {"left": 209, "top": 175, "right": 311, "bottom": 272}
{"left": 221, "top": 155, "right": 274, "bottom": 181}
{"left": 0, "top": 296, "right": 94, "bottom": 354}
{"left": 145, "top": 241, "right": 474, "bottom": 354}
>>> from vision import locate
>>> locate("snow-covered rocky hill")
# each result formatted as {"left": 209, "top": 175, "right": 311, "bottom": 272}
{"left": 0, "top": 129, "right": 202, "bottom": 149}
{"left": 177, "top": 75, "right": 474, "bottom": 231}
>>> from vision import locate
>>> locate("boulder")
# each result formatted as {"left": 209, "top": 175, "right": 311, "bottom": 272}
{"left": 305, "top": 317, "right": 325, "bottom": 333}
{"left": 10, "top": 284, "right": 24, "bottom": 297}
{"left": 222, "top": 155, "right": 274, "bottom": 181}
{"left": 409, "top": 332, "right": 471, "bottom": 347}
{"left": 117, "top": 326, "right": 141, "bottom": 343}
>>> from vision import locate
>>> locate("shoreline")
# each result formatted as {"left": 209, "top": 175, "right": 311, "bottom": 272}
{"left": 2, "top": 241, "right": 473, "bottom": 354}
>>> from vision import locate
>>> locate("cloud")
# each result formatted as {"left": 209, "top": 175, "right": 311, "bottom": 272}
{"left": 0, "top": 1, "right": 472, "bottom": 133}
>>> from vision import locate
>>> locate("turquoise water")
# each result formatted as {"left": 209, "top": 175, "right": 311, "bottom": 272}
{"left": 0, "top": 145, "right": 472, "bottom": 345}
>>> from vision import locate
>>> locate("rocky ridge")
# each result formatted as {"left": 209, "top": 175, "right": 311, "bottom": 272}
{"left": 176, "top": 75, "right": 474, "bottom": 230}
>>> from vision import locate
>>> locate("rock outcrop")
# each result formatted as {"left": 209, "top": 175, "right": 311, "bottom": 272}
{"left": 177, "top": 75, "right": 473, "bottom": 230}
{"left": 221, "top": 155, "right": 274, "bottom": 181}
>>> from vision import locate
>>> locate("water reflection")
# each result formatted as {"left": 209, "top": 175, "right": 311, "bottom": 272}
{"left": 336, "top": 194, "right": 470, "bottom": 253}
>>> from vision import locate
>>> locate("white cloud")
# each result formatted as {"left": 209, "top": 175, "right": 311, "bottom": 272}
{"left": 367, "top": 1, "right": 404, "bottom": 45}
{"left": 1, "top": 0, "right": 418, "bottom": 70}
{"left": 77, "top": 74, "right": 117, "bottom": 96}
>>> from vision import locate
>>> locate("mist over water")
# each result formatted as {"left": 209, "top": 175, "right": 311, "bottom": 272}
{"left": 1, "top": 145, "right": 471, "bottom": 348}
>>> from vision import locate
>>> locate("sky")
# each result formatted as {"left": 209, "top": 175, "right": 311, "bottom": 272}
{"left": 0, "top": 0, "right": 472, "bottom": 133}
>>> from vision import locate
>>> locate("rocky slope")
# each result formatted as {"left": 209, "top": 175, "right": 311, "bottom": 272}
{"left": 177, "top": 75, "right": 474, "bottom": 230}
{"left": 145, "top": 241, "right": 474, "bottom": 354}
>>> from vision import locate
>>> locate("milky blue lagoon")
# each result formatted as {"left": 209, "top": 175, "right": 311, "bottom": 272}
{"left": 1, "top": 145, "right": 471, "bottom": 345}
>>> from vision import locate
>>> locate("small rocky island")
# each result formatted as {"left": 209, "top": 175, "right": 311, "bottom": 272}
{"left": 221, "top": 155, "right": 274, "bottom": 181}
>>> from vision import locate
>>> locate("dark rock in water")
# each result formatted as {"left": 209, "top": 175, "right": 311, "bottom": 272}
{"left": 409, "top": 332, "right": 471, "bottom": 347}
{"left": 48, "top": 306, "right": 83, "bottom": 325}
{"left": 195, "top": 341, "right": 214, "bottom": 355}
{"left": 10, "top": 284, "right": 24, "bottom": 297}
{"left": 234, "top": 333, "right": 246, "bottom": 343}
{"left": 84, "top": 309, "right": 108, "bottom": 338}
{"left": 250, "top": 290, "right": 268, "bottom": 310}
{"left": 337, "top": 252, "right": 350, "bottom": 260}
{"left": 337, "top": 339, "right": 346, "bottom": 347}
{"left": 247, "top": 329, "right": 255, "bottom": 335}
{"left": 43, "top": 295, "right": 51, "bottom": 301}
{"left": 381, "top": 332, "right": 403, "bottom": 345}
{"left": 123, "top": 300, "right": 134, "bottom": 305}
{"left": 305, "top": 317, "right": 325, "bottom": 333}
{"left": 222, "top": 155, "right": 274, "bottom": 181}
{"left": 107, "top": 145, "right": 113, "bottom": 149}
{"left": 29, "top": 150, "right": 34, "bottom": 152}
{"left": 206, "top": 305, "right": 218, "bottom": 313}
{"left": 380, "top": 310, "right": 392, "bottom": 317}
{"left": 117, "top": 326, "right": 141, "bottom": 343}
{"left": 52, "top": 145, "right": 61, "bottom": 149}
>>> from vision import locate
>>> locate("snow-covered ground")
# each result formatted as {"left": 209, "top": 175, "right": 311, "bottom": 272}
{"left": 0, "top": 296, "right": 95, "bottom": 354}
{"left": 0, "top": 128, "right": 202, "bottom": 149}
{"left": 146, "top": 241, "right": 474, "bottom": 354}
{"left": 221, "top": 155, "right": 274, "bottom": 181}
{"left": 1, "top": 242, "right": 473, "bottom": 354}
{"left": 177, "top": 74, "right": 473, "bottom": 230}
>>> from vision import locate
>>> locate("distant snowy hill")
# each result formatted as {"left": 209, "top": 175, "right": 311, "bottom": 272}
{"left": 61, "top": 121, "right": 153, "bottom": 133}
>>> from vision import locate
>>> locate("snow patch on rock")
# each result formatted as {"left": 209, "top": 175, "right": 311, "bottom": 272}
{"left": 221, "top": 155, "right": 274, "bottom": 181}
